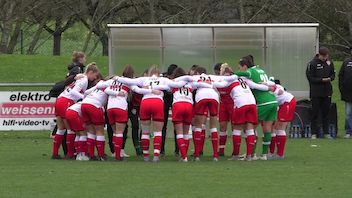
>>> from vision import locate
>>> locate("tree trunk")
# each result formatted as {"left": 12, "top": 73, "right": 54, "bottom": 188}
{"left": 100, "top": 33, "right": 108, "bottom": 56}
{"left": 239, "top": 0, "right": 246, "bottom": 23}
{"left": 53, "top": 32, "right": 61, "bottom": 56}
{"left": 347, "top": 12, "right": 352, "bottom": 41}
{"left": 27, "top": 22, "right": 45, "bottom": 55}
{"left": 6, "top": 21, "right": 22, "bottom": 54}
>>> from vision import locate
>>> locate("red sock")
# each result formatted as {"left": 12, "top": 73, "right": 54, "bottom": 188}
{"left": 153, "top": 132, "right": 162, "bottom": 157}
{"left": 78, "top": 136, "right": 87, "bottom": 154}
{"left": 141, "top": 133, "right": 150, "bottom": 157}
{"left": 87, "top": 133, "right": 96, "bottom": 157}
{"left": 210, "top": 128, "right": 219, "bottom": 158}
{"left": 52, "top": 129, "right": 65, "bottom": 156}
{"left": 232, "top": 135, "right": 241, "bottom": 156}
{"left": 219, "top": 132, "right": 227, "bottom": 154}
{"left": 246, "top": 135, "right": 256, "bottom": 156}
{"left": 113, "top": 135, "right": 123, "bottom": 160}
{"left": 193, "top": 129, "right": 202, "bottom": 157}
{"left": 74, "top": 135, "right": 79, "bottom": 154}
{"left": 276, "top": 135, "right": 287, "bottom": 157}
{"left": 270, "top": 134, "right": 277, "bottom": 154}
{"left": 184, "top": 135, "right": 190, "bottom": 154}
{"left": 95, "top": 135, "right": 105, "bottom": 158}
{"left": 66, "top": 132, "right": 76, "bottom": 158}
{"left": 176, "top": 135, "right": 187, "bottom": 159}
{"left": 200, "top": 128, "right": 206, "bottom": 153}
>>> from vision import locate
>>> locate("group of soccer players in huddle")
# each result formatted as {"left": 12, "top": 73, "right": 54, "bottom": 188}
{"left": 51, "top": 54, "right": 296, "bottom": 162}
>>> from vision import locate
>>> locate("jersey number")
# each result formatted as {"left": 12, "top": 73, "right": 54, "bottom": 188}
{"left": 260, "top": 74, "right": 269, "bottom": 83}
{"left": 238, "top": 78, "right": 247, "bottom": 89}
{"left": 179, "top": 87, "right": 189, "bottom": 96}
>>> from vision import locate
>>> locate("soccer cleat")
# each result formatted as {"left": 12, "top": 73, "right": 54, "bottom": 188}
{"left": 51, "top": 155, "right": 62, "bottom": 160}
{"left": 213, "top": 157, "right": 219, "bottom": 162}
{"left": 228, "top": 155, "right": 240, "bottom": 161}
{"left": 111, "top": 152, "right": 115, "bottom": 157}
{"left": 251, "top": 154, "right": 258, "bottom": 161}
{"left": 98, "top": 156, "right": 108, "bottom": 161}
{"left": 152, "top": 156, "right": 160, "bottom": 163}
{"left": 325, "top": 134, "right": 333, "bottom": 139}
{"left": 259, "top": 154, "right": 268, "bottom": 161}
{"left": 180, "top": 157, "right": 188, "bottom": 162}
{"left": 89, "top": 156, "right": 99, "bottom": 161}
{"left": 143, "top": 156, "right": 150, "bottom": 162}
{"left": 80, "top": 154, "right": 90, "bottom": 161}
{"left": 193, "top": 157, "right": 201, "bottom": 162}
{"left": 344, "top": 134, "right": 351, "bottom": 139}
{"left": 76, "top": 153, "right": 82, "bottom": 161}
{"left": 120, "top": 149, "right": 130, "bottom": 158}
{"left": 311, "top": 134, "right": 317, "bottom": 139}
{"left": 244, "top": 156, "right": 252, "bottom": 161}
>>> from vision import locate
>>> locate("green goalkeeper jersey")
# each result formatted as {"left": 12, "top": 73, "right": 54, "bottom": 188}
{"left": 236, "top": 65, "right": 277, "bottom": 106}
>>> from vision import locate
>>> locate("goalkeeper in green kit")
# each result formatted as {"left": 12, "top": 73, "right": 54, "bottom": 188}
{"left": 236, "top": 55, "right": 278, "bottom": 160}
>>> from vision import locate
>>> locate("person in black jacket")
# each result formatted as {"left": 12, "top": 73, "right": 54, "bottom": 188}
{"left": 67, "top": 51, "right": 86, "bottom": 77}
{"left": 306, "top": 47, "right": 335, "bottom": 139}
{"left": 339, "top": 56, "right": 352, "bottom": 138}
{"left": 161, "top": 64, "right": 179, "bottom": 156}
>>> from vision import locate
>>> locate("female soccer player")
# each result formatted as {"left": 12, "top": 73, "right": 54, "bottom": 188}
{"left": 217, "top": 63, "right": 235, "bottom": 156}
{"left": 165, "top": 67, "right": 212, "bottom": 162}
{"left": 52, "top": 63, "right": 99, "bottom": 159}
{"left": 269, "top": 79, "right": 296, "bottom": 159}
{"left": 117, "top": 65, "right": 187, "bottom": 162}
{"left": 176, "top": 67, "right": 237, "bottom": 161}
{"left": 213, "top": 71, "right": 273, "bottom": 161}
{"left": 104, "top": 66, "right": 162, "bottom": 161}
{"left": 236, "top": 56, "right": 279, "bottom": 160}
{"left": 81, "top": 76, "right": 108, "bottom": 161}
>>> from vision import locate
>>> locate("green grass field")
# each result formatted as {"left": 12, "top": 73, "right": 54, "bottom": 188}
{"left": 0, "top": 54, "right": 351, "bottom": 197}
{"left": 0, "top": 131, "right": 352, "bottom": 198}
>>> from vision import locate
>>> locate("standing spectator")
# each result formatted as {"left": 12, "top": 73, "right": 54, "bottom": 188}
{"left": 67, "top": 51, "right": 86, "bottom": 76}
{"left": 306, "top": 47, "right": 335, "bottom": 139}
{"left": 339, "top": 56, "right": 352, "bottom": 138}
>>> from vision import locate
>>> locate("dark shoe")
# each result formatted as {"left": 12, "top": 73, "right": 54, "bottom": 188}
{"left": 51, "top": 155, "right": 62, "bottom": 160}
{"left": 98, "top": 156, "right": 108, "bottom": 161}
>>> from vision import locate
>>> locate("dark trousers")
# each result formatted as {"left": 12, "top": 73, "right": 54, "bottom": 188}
{"left": 125, "top": 105, "right": 141, "bottom": 153}
{"left": 311, "top": 96, "right": 331, "bottom": 137}
{"left": 161, "top": 103, "right": 178, "bottom": 154}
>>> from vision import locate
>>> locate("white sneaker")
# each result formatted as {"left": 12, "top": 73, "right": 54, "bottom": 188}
{"left": 311, "top": 134, "right": 317, "bottom": 139}
{"left": 120, "top": 149, "right": 130, "bottom": 158}
{"left": 324, "top": 134, "right": 333, "bottom": 139}
{"left": 76, "top": 153, "right": 82, "bottom": 161}
{"left": 111, "top": 152, "right": 115, "bottom": 157}
{"left": 80, "top": 154, "right": 89, "bottom": 161}
{"left": 259, "top": 154, "right": 268, "bottom": 161}
{"left": 180, "top": 157, "right": 188, "bottom": 162}
{"left": 251, "top": 154, "right": 258, "bottom": 161}
{"left": 344, "top": 134, "right": 351, "bottom": 139}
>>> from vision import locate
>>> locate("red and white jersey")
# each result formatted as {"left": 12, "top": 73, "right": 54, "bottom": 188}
{"left": 228, "top": 79, "right": 256, "bottom": 108}
{"left": 82, "top": 87, "right": 108, "bottom": 108}
{"left": 118, "top": 75, "right": 185, "bottom": 101}
{"left": 59, "top": 76, "right": 88, "bottom": 102}
{"left": 177, "top": 74, "right": 238, "bottom": 103}
{"left": 105, "top": 79, "right": 130, "bottom": 110}
{"left": 274, "top": 84, "right": 295, "bottom": 105}
{"left": 67, "top": 102, "right": 82, "bottom": 116}
{"left": 172, "top": 83, "right": 194, "bottom": 105}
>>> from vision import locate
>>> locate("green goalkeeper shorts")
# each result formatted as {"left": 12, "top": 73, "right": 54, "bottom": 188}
{"left": 257, "top": 102, "right": 278, "bottom": 121}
